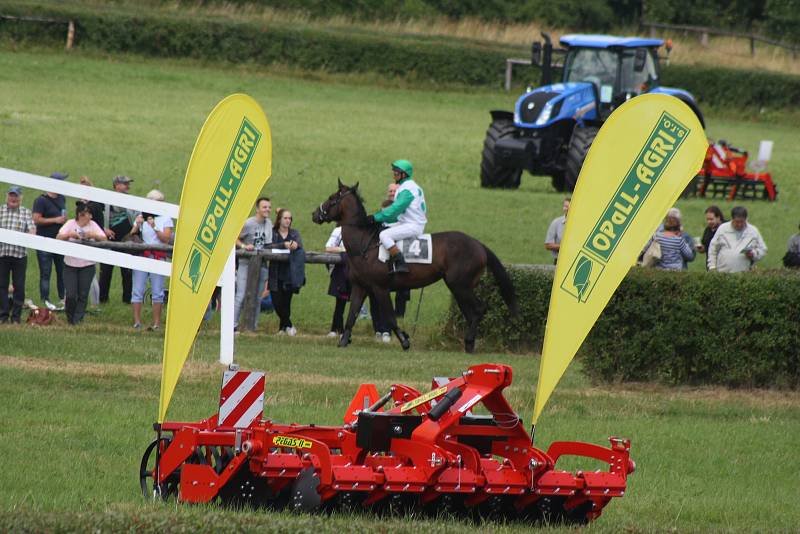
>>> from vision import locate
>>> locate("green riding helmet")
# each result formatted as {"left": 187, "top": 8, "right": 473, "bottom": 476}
{"left": 391, "top": 159, "right": 413, "bottom": 178}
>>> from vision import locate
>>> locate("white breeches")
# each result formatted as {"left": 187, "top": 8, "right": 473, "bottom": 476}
{"left": 379, "top": 223, "right": 424, "bottom": 250}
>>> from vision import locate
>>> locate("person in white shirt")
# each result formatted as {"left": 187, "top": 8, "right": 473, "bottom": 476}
{"left": 130, "top": 189, "right": 174, "bottom": 330}
{"left": 544, "top": 197, "right": 570, "bottom": 264}
{"left": 708, "top": 206, "right": 767, "bottom": 273}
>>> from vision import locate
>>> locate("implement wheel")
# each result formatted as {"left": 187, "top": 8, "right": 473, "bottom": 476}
{"left": 480, "top": 119, "right": 523, "bottom": 189}
{"left": 564, "top": 126, "right": 598, "bottom": 191}
{"left": 139, "top": 437, "right": 179, "bottom": 500}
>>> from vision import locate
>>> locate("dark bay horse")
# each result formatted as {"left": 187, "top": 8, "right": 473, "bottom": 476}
{"left": 311, "top": 181, "right": 518, "bottom": 353}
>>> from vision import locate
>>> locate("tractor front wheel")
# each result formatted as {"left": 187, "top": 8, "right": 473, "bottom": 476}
{"left": 564, "top": 126, "right": 599, "bottom": 191}
{"left": 139, "top": 437, "right": 179, "bottom": 500}
{"left": 480, "top": 119, "right": 523, "bottom": 189}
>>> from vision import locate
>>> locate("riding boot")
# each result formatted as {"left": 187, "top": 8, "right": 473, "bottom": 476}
{"left": 390, "top": 252, "right": 409, "bottom": 274}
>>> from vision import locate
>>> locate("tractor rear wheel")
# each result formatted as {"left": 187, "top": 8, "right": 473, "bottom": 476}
{"left": 564, "top": 126, "right": 598, "bottom": 191}
{"left": 481, "top": 119, "right": 523, "bottom": 189}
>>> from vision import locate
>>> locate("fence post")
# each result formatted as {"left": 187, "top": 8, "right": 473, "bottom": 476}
{"left": 700, "top": 31, "right": 709, "bottom": 47}
{"left": 505, "top": 59, "right": 513, "bottom": 92}
{"left": 219, "top": 249, "right": 235, "bottom": 365}
{"left": 749, "top": 36, "right": 755, "bottom": 56}
{"left": 65, "top": 20, "right": 74, "bottom": 49}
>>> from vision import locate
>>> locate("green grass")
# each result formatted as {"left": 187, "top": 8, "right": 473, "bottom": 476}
{"left": 0, "top": 325, "right": 798, "bottom": 532}
{"left": 1, "top": 47, "right": 799, "bottom": 334}
{"left": 1, "top": 47, "right": 800, "bottom": 531}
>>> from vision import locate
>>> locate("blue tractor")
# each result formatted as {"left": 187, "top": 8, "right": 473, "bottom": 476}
{"left": 480, "top": 33, "right": 704, "bottom": 191}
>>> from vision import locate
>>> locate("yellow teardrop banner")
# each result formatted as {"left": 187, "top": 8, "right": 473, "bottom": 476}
{"left": 158, "top": 94, "right": 272, "bottom": 423}
{"left": 532, "top": 94, "right": 706, "bottom": 425}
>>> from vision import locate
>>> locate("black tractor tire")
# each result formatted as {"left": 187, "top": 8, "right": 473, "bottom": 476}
{"left": 564, "top": 126, "right": 599, "bottom": 192}
{"left": 481, "top": 119, "right": 523, "bottom": 189}
{"left": 551, "top": 173, "right": 566, "bottom": 192}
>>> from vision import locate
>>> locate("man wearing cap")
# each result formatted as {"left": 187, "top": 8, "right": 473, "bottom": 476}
{"left": 0, "top": 186, "right": 36, "bottom": 323}
{"left": 365, "top": 160, "right": 427, "bottom": 274}
{"left": 98, "top": 175, "right": 136, "bottom": 304}
{"left": 32, "top": 172, "right": 68, "bottom": 310}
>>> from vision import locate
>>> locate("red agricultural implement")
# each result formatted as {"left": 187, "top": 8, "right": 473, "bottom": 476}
{"left": 140, "top": 363, "right": 634, "bottom": 525}
{"left": 685, "top": 140, "right": 777, "bottom": 201}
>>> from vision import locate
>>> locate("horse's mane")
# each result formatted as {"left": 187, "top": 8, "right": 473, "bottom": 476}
{"left": 348, "top": 186, "right": 369, "bottom": 225}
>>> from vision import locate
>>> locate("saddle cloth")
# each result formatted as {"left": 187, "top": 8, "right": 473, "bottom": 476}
{"left": 378, "top": 234, "right": 433, "bottom": 264}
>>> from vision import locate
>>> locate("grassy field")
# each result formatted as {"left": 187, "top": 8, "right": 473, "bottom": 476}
{"left": 1, "top": 48, "right": 800, "bottom": 531}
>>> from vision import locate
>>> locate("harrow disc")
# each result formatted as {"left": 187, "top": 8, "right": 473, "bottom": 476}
{"left": 291, "top": 467, "right": 322, "bottom": 512}
{"left": 139, "top": 438, "right": 178, "bottom": 500}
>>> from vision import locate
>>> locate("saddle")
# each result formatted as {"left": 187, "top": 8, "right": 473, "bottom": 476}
{"left": 378, "top": 235, "right": 433, "bottom": 264}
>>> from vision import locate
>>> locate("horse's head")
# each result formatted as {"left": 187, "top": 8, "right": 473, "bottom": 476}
{"left": 312, "top": 179, "right": 360, "bottom": 225}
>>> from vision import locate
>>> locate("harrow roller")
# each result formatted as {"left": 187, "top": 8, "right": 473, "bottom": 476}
{"left": 141, "top": 363, "right": 634, "bottom": 524}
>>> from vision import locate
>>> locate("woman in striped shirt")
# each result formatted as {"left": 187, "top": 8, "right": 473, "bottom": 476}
{"left": 650, "top": 208, "right": 696, "bottom": 270}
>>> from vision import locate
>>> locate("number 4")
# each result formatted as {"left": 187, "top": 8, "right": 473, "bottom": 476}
{"left": 408, "top": 239, "right": 421, "bottom": 256}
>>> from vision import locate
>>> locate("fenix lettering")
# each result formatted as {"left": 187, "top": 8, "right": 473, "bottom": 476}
{"left": 195, "top": 119, "right": 261, "bottom": 254}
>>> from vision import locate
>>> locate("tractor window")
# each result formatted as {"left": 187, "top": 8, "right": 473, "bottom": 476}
{"left": 563, "top": 48, "right": 617, "bottom": 96}
{"left": 620, "top": 48, "right": 657, "bottom": 95}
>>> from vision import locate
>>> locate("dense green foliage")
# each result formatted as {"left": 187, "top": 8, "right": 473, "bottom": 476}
{"left": 2, "top": 2, "right": 799, "bottom": 111}
{"left": 448, "top": 267, "right": 800, "bottom": 388}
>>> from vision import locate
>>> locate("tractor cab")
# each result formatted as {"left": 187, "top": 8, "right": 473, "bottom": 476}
{"left": 560, "top": 36, "right": 662, "bottom": 118}
{"left": 481, "top": 33, "right": 703, "bottom": 191}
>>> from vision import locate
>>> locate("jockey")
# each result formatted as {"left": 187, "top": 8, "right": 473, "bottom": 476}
{"left": 367, "top": 159, "right": 427, "bottom": 274}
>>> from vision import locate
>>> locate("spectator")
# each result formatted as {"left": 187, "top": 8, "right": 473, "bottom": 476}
{"left": 0, "top": 186, "right": 36, "bottom": 324}
{"left": 32, "top": 171, "right": 68, "bottom": 310}
{"left": 78, "top": 176, "right": 105, "bottom": 306}
{"left": 269, "top": 208, "right": 304, "bottom": 336}
{"left": 708, "top": 206, "right": 767, "bottom": 273}
{"left": 325, "top": 224, "right": 349, "bottom": 337}
{"left": 233, "top": 197, "right": 272, "bottom": 332}
{"left": 782, "top": 222, "right": 800, "bottom": 269}
{"left": 544, "top": 197, "right": 570, "bottom": 264}
{"left": 646, "top": 208, "right": 695, "bottom": 270}
{"left": 98, "top": 175, "right": 136, "bottom": 304}
{"left": 130, "top": 189, "right": 173, "bottom": 330}
{"left": 56, "top": 201, "right": 107, "bottom": 325}
{"left": 697, "top": 205, "right": 725, "bottom": 270}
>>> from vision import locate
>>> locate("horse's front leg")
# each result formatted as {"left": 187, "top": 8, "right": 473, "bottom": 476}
{"left": 339, "top": 283, "right": 367, "bottom": 348}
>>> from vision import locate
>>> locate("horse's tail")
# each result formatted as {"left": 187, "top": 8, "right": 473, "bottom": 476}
{"left": 483, "top": 245, "right": 519, "bottom": 317}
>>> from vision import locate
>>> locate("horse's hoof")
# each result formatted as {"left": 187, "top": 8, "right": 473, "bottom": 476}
{"left": 398, "top": 331, "right": 410, "bottom": 351}
{"left": 338, "top": 334, "right": 350, "bottom": 348}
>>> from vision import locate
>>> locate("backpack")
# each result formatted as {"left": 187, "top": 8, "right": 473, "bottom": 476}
{"left": 26, "top": 308, "right": 54, "bottom": 326}
{"left": 782, "top": 251, "right": 800, "bottom": 268}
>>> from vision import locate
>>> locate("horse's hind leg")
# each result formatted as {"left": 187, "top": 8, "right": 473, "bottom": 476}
{"left": 374, "top": 287, "right": 410, "bottom": 350}
{"left": 449, "top": 285, "right": 483, "bottom": 353}
{"left": 339, "top": 284, "right": 367, "bottom": 348}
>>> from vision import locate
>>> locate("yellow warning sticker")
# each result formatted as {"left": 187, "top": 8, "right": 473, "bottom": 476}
{"left": 272, "top": 435, "right": 313, "bottom": 449}
{"left": 399, "top": 386, "right": 448, "bottom": 413}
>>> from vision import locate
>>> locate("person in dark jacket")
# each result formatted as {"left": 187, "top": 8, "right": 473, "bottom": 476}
{"left": 269, "top": 208, "right": 304, "bottom": 336}
{"left": 698, "top": 205, "right": 725, "bottom": 270}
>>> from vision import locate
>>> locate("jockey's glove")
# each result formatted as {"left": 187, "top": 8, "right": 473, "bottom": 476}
{"left": 364, "top": 215, "right": 376, "bottom": 226}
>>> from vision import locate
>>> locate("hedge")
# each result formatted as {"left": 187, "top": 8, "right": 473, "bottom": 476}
{"left": 1, "top": 3, "right": 799, "bottom": 109}
{"left": 445, "top": 266, "right": 800, "bottom": 389}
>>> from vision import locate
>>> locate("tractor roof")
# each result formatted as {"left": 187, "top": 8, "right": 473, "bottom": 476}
{"left": 560, "top": 34, "right": 663, "bottom": 49}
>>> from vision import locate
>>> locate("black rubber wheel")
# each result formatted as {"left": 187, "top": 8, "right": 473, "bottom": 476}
{"left": 564, "top": 126, "right": 599, "bottom": 191}
{"left": 480, "top": 119, "right": 523, "bottom": 189}
{"left": 551, "top": 172, "right": 567, "bottom": 192}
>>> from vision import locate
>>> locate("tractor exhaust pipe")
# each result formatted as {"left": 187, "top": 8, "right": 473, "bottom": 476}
{"left": 540, "top": 33, "right": 553, "bottom": 86}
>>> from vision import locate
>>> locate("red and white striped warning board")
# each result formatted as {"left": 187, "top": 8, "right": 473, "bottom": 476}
{"left": 218, "top": 370, "right": 265, "bottom": 428}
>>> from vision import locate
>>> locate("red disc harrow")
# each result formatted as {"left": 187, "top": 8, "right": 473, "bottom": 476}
{"left": 141, "top": 363, "right": 634, "bottom": 524}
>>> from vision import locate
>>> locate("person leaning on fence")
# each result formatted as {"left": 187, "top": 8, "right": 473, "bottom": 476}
{"left": 98, "top": 175, "right": 137, "bottom": 304}
{"left": 643, "top": 208, "right": 695, "bottom": 270}
{"left": 233, "top": 196, "right": 272, "bottom": 332}
{"left": 32, "top": 171, "right": 69, "bottom": 311}
{"left": 708, "top": 206, "right": 767, "bottom": 273}
{"left": 269, "top": 208, "right": 305, "bottom": 336}
{"left": 130, "top": 189, "right": 174, "bottom": 331}
{"left": 782, "top": 222, "right": 800, "bottom": 269}
{"left": 0, "top": 186, "right": 36, "bottom": 324}
{"left": 56, "top": 201, "right": 107, "bottom": 325}
{"left": 78, "top": 176, "right": 105, "bottom": 306}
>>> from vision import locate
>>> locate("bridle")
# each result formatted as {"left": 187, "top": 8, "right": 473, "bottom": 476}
{"left": 317, "top": 189, "right": 352, "bottom": 222}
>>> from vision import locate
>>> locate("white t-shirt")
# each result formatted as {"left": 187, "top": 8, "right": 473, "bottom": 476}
{"left": 141, "top": 215, "right": 174, "bottom": 245}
